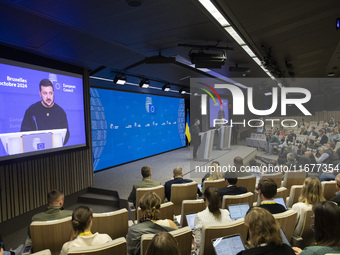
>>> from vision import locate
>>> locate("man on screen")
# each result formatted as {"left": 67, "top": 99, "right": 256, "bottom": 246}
{"left": 21, "top": 78, "right": 69, "bottom": 144}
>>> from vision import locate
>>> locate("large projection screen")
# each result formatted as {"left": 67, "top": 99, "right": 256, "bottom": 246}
{"left": 90, "top": 88, "right": 186, "bottom": 171}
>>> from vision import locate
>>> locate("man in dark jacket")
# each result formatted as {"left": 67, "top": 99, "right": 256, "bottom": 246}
{"left": 257, "top": 178, "right": 286, "bottom": 214}
{"left": 164, "top": 167, "right": 193, "bottom": 201}
{"left": 191, "top": 119, "right": 201, "bottom": 159}
{"left": 218, "top": 173, "right": 247, "bottom": 197}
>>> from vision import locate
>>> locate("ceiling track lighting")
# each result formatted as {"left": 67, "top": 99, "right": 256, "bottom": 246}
{"left": 162, "top": 83, "right": 171, "bottom": 91}
{"left": 179, "top": 88, "right": 186, "bottom": 94}
{"left": 113, "top": 74, "right": 127, "bottom": 85}
{"left": 139, "top": 79, "right": 150, "bottom": 88}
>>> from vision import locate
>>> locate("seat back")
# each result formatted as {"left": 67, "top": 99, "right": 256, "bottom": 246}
{"left": 92, "top": 209, "right": 128, "bottom": 240}
{"left": 273, "top": 210, "right": 298, "bottom": 242}
{"left": 296, "top": 209, "right": 315, "bottom": 249}
{"left": 180, "top": 199, "right": 205, "bottom": 227}
{"left": 171, "top": 181, "right": 198, "bottom": 215}
{"left": 137, "top": 202, "right": 174, "bottom": 223}
{"left": 141, "top": 227, "right": 192, "bottom": 255}
{"left": 237, "top": 175, "right": 256, "bottom": 193}
{"left": 30, "top": 217, "right": 72, "bottom": 255}
{"left": 261, "top": 173, "right": 284, "bottom": 188}
{"left": 136, "top": 185, "right": 165, "bottom": 206}
{"left": 322, "top": 181, "right": 337, "bottom": 200}
{"left": 67, "top": 237, "right": 127, "bottom": 255}
{"left": 200, "top": 218, "right": 247, "bottom": 255}
{"left": 282, "top": 170, "right": 306, "bottom": 194}
{"left": 286, "top": 185, "right": 303, "bottom": 208}
{"left": 202, "top": 179, "right": 226, "bottom": 192}
{"left": 221, "top": 192, "right": 254, "bottom": 209}
{"left": 31, "top": 250, "right": 51, "bottom": 255}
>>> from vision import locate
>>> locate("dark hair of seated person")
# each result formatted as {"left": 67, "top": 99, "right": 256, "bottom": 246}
{"left": 204, "top": 186, "right": 221, "bottom": 219}
{"left": 145, "top": 232, "right": 180, "bottom": 255}
{"left": 313, "top": 201, "right": 340, "bottom": 246}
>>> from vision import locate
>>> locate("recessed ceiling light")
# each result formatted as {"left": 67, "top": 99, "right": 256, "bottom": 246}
{"left": 328, "top": 72, "right": 335, "bottom": 77}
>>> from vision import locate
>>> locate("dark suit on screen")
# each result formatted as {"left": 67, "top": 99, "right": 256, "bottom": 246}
{"left": 191, "top": 124, "right": 200, "bottom": 158}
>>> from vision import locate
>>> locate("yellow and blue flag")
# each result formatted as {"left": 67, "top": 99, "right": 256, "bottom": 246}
{"left": 185, "top": 112, "right": 191, "bottom": 143}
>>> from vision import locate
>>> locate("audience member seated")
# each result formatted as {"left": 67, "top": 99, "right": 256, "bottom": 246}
{"left": 224, "top": 156, "right": 252, "bottom": 178}
{"left": 218, "top": 173, "right": 247, "bottom": 197}
{"left": 328, "top": 116, "right": 336, "bottom": 127}
{"left": 194, "top": 186, "right": 232, "bottom": 252}
{"left": 128, "top": 166, "right": 161, "bottom": 206}
{"left": 257, "top": 178, "right": 286, "bottom": 214}
{"left": 330, "top": 173, "right": 340, "bottom": 206}
{"left": 204, "top": 163, "right": 223, "bottom": 182}
{"left": 329, "top": 128, "right": 340, "bottom": 143}
{"left": 323, "top": 122, "right": 332, "bottom": 133}
{"left": 273, "top": 127, "right": 280, "bottom": 136}
{"left": 291, "top": 177, "right": 325, "bottom": 236}
{"left": 265, "top": 133, "right": 280, "bottom": 155}
{"left": 32, "top": 190, "right": 72, "bottom": 222}
{"left": 293, "top": 201, "right": 340, "bottom": 255}
{"left": 236, "top": 207, "right": 295, "bottom": 255}
{"left": 164, "top": 167, "right": 193, "bottom": 201}
{"left": 300, "top": 126, "right": 308, "bottom": 135}
{"left": 287, "top": 129, "right": 297, "bottom": 143}
{"left": 308, "top": 126, "right": 318, "bottom": 138}
{"left": 277, "top": 146, "right": 291, "bottom": 165}
{"left": 201, "top": 161, "right": 221, "bottom": 184}
{"left": 126, "top": 192, "right": 177, "bottom": 255}
{"left": 284, "top": 153, "right": 297, "bottom": 169}
{"left": 145, "top": 232, "right": 180, "bottom": 255}
{"left": 316, "top": 129, "right": 328, "bottom": 145}
{"left": 60, "top": 206, "right": 112, "bottom": 255}
{"left": 315, "top": 142, "right": 340, "bottom": 167}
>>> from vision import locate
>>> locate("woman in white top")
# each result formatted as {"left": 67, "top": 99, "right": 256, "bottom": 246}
{"left": 60, "top": 206, "right": 112, "bottom": 255}
{"left": 292, "top": 177, "right": 325, "bottom": 236}
{"left": 194, "top": 186, "right": 232, "bottom": 251}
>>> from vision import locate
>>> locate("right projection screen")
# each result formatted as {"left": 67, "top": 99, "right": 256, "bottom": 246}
{"left": 90, "top": 88, "right": 186, "bottom": 171}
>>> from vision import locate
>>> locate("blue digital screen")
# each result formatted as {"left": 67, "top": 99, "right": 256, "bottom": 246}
{"left": 209, "top": 98, "right": 229, "bottom": 127}
{"left": 0, "top": 58, "right": 86, "bottom": 161}
{"left": 90, "top": 88, "right": 186, "bottom": 171}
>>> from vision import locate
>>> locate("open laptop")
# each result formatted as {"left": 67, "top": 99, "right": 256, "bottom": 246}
{"left": 212, "top": 234, "right": 245, "bottom": 255}
{"left": 274, "top": 197, "right": 287, "bottom": 210}
{"left": 186, "top": 213, "right": 197, "bottom": 230}
{"left": 280, "top": 228, "right": 291, "bottom": 246}
{"left": 228, "top": 203, "right": 250, "bottom": 220}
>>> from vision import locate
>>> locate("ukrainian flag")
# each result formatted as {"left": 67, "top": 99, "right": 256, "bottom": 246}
{"left": 185, "top": 112, "right": 191, "bottom": 143}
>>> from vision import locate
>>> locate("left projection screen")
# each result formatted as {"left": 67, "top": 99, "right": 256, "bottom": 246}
{"left": 0, "top": 58, "right": 86, "bottom": 161}
{"left": 90, "top": 88, "right": 186, "bottom": 171}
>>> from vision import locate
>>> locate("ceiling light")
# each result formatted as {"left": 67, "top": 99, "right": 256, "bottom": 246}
{"left": 264, "top": 92, "right": 272, "bottom": 96}
{"left": 224, "top": 26, "right": 245, "bottom": 45}
{"left": 252, "top": 57, "right": 262, "bottom": 66}
{"left": 162, "top": 84, "right": 171, "bottom": 91}
{"left": 328, "top": 72, "right": 335, "bottom": 77}
{"left": 179, "top": 88, "right": 187, "bottom": 94}
{"left": 113, "top": 74, "right": 127, "bottom": 85}
{"left": 241, "top": 45, "right": 256, "bottom": 58}
{"left": 198, "top": 0, "right": 230, "bottom": 27}
{"left": 139, "top": 79, "right": 150, "bottom": 88}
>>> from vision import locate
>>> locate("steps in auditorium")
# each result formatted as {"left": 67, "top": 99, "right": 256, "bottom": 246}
{"left": 68, "top": 187, "right": 121, "bottom": 212}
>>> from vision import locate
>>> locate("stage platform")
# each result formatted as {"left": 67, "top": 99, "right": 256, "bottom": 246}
{"left": 93, "top": 145, "right": 258, "bottom": 200}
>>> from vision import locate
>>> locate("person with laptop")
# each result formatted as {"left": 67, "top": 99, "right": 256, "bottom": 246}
{"left": 292, "top": 201, "right": 340, "bottom": 255}
{"left": 257, "top": 178, "right": 286, "bottom": 214}
{"left": 236, "top": 207, "right": 295, "bottom": 255}
{"left": 218, "top": 172, "right": 247, "bottom": 197}
{"left": 194, "top": 186, "right": 232, "bottom": 253}
{"left": 291, "top": 177, "right": 325, "bottom": 236}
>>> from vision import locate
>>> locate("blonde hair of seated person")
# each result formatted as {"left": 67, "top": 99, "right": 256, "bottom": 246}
{"left": 207, "top": 163, "right": 223, "bottom": 180}
{"left": 245, "top": 207, "right": 282, "bottom": 247}
{"left": 298, "top": 177, "right": 325, "bottom": 205}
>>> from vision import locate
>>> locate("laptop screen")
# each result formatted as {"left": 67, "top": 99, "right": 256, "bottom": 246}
{"left": 280, "top": 228, "right": 291, "bottom": 246}
{"left": 228, "top": 203, "right": 250, "bottom": 220}
{"left": 212, "top": 234, "right": 245, "bottom": 255}
{"left": 186, "top": 213, "right": 197, "bottom": 230}
{"left": 274, "top": 197, "right": 287, "bottom": 209}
